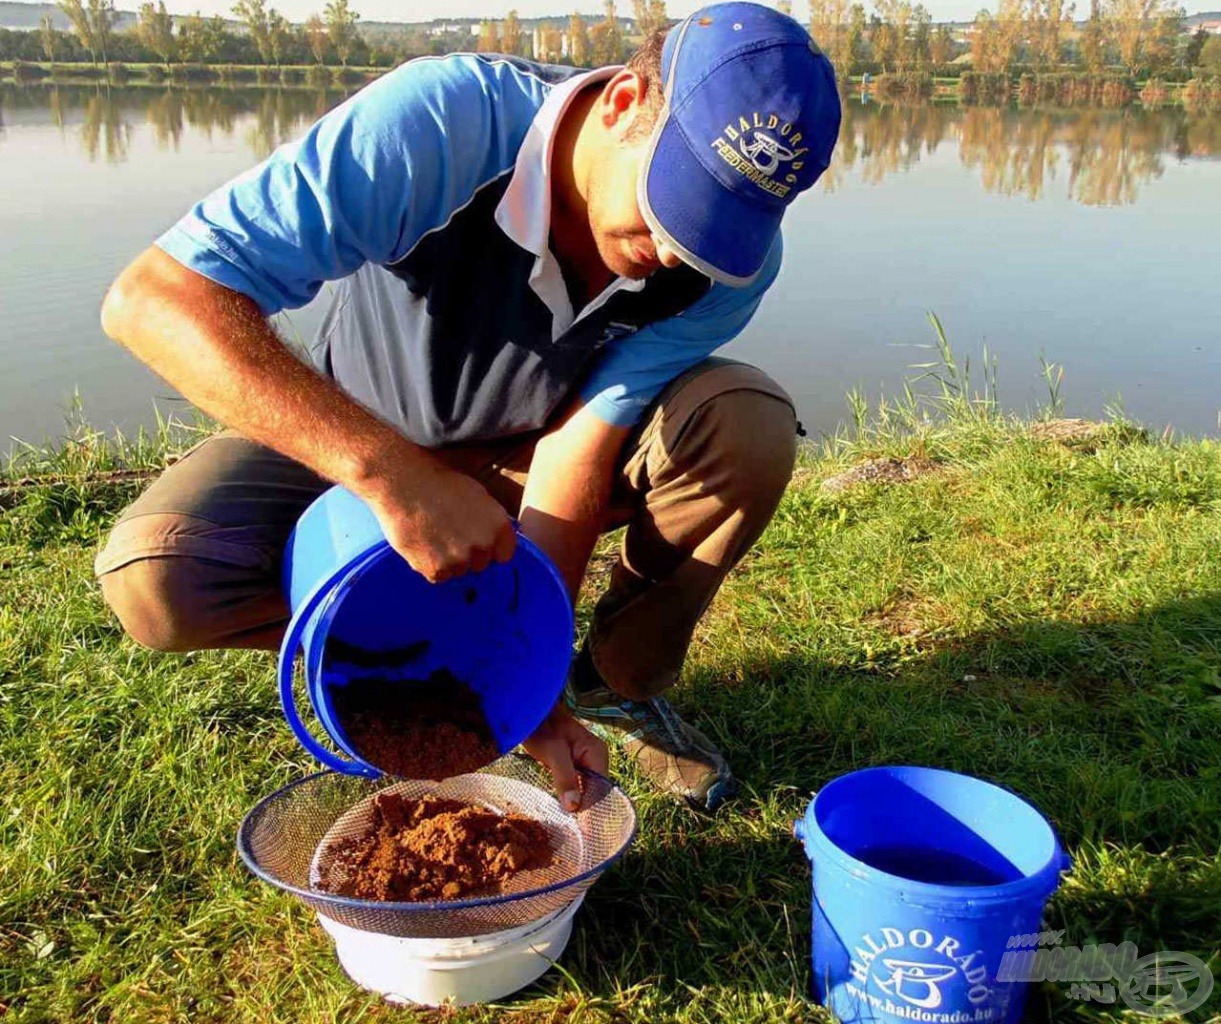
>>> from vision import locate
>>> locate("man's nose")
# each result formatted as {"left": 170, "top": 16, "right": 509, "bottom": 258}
{"left": 653, "top": 236, "right": 684, "bottom": 270}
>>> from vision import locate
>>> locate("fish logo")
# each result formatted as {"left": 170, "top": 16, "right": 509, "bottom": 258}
{"left": 875, "top": 958, "right": 960, "bottom": 1009}
{"left": 738, "top": 130, "right": 798, "bottom": 176}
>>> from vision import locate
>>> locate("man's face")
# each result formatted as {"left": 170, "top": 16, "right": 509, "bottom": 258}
{"left": 585, "top": 131, "right": 684, "bottom": 280}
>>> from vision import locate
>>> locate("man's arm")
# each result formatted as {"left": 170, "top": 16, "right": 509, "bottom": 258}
{"left": 518, "top": 399, "right": 630, "bottom": 601}
{"left": 100, "top": 58, "right": 530, "bottom": 580}
{"left": 513, "top": 399, "right": 623, "bottom": 810}
{"left": 102, "top": 248, "right": 514, "bottom": 582}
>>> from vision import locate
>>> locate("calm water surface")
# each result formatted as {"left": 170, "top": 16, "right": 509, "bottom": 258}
{"left": 1, "top": 83, "right": 1219, "bottom": 448}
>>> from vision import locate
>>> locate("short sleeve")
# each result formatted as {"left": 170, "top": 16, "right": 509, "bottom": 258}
{"left": 578, "top": 233, "right": 783, "bottom": 426}
{"left": 154, "top": 56, "right": 519, "bottom": 315}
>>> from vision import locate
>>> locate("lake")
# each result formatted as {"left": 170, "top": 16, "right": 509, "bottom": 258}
{"left": 1, "top": 81, "right": 1219, "bottom": 450}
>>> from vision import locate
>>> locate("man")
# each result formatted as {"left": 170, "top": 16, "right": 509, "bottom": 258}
{"left": 96, "top": 2, "right": 841, "bottom": 812}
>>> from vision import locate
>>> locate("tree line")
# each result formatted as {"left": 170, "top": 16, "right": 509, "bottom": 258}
{"left": 2, "top": 0, "right": 1218, "bottom": 83}
{"left": 806, "top": 0, "right": 1217, "bottom": 81}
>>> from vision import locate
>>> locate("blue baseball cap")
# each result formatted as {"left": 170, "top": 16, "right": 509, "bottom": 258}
{"left": 638, "top": 2, "right": 841, "bottom": 287}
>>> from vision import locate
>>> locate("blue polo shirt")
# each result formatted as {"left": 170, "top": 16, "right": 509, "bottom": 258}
{"left": 156, "top": 53, "right": 782, "bottom": 446}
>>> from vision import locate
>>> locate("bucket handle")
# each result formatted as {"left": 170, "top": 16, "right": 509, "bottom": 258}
{"left": 278, "top": 542, "right": 389, "bottom": 778}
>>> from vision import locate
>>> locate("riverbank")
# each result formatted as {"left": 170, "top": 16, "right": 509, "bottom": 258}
{"left": 3, "top": 58, "right": 1220, "bottom": 109}
{"left": 1, "top": 392, "right": 1219, "bottom": 1020}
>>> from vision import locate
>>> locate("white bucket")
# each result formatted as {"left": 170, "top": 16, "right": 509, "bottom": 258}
{"left": 316, "top": 894, "right": 586, "bottom": 1006}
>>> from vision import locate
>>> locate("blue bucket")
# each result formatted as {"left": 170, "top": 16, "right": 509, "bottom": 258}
{"left": 795, "top": 766, "right": 1071, "bottom": 1024}
{"left": 278, "top": 485, "right": 574, "bottom": 777}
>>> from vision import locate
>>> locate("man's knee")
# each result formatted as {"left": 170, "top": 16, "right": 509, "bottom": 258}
{"left": 658, "top": 362, "right": 799, "bottom": 513}
{"left": 99, "top": 558, "right": 217, "bottom": 652}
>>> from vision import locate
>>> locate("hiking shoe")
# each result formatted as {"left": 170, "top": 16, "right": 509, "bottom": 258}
{"left": 565, "top": 677, "right": 738, "bottom": 813}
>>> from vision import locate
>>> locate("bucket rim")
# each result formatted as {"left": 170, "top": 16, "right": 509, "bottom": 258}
{"left": 236, "top": 761, "right": 638, "bottom": 915}
{"left": 798, "top": 764, "right": 1068, "bottom": 904}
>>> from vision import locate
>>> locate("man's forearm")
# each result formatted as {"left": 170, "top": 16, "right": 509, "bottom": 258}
{"left": 101, "top": 247, "right": 430, "bottom": 503}
{"left": 519, "top": 402, "right": 629, "bottom": 601}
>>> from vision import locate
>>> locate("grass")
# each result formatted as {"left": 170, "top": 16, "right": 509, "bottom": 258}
{"left": 2, "top": 351, "right": 1220, "bottom": 1022}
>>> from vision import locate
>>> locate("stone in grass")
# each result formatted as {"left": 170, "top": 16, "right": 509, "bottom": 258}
{"left": 820, "top": 456, "right": 940, "bottom": 495}
{"left": 1028, "top": 418, "right": 1109, "bottom": 448}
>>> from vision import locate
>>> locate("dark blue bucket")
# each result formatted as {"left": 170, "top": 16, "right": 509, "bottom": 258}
{"left": 279, "top": 485, "right": 573, "bottom": 777}
{"left": 795, "top": 766, "right": 1071, "bottom": 1024}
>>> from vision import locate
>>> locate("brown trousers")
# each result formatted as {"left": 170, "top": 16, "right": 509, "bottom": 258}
{"left": 95, "top": 359, "right": 797, "bottom": 700}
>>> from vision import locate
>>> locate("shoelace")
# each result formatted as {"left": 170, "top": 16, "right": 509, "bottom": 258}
{"left": 630, "top": 695, "right": 687, "bottom": 752}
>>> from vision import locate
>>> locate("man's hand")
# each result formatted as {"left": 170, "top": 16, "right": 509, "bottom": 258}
{"left": 521, "top": 702, "right": 609, "bottom": 812}
{"left": 363, "top": 458, "right": 516, "bottom": 583}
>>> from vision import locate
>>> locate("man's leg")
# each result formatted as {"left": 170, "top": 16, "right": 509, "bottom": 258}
{"left": 568, "top": 358, "right": 799, "bottom": 810}
{"left": 95, "top": 433, "right": 329, "bottom": 651}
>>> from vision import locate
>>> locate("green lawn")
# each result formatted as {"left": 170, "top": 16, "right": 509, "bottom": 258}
{"left": 2, "top": 393, "right": 1219, "bottom": 1022}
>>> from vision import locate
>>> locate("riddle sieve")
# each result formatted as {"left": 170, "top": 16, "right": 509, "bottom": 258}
{"left": 237, "top": 755, "right": 637, "bottom": 939}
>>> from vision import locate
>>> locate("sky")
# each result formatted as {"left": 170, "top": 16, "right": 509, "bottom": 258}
{"left": 11, "top": 0, "right": 1220, "bottom": 30}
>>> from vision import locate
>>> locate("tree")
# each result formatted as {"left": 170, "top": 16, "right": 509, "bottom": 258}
{"left": 810, "top": 0, "right": 851, "bottom": 78}
{"left": 179, "top": 10, "right": 205, "bottom": 60}
{"left": 39, "top": 14, "right": 58, "bottom": 62}
{"left": 846, "top": 2, "right": 867, "bottom": 72}
{"left": 1144, "top": 4, "right": 1182, "bottom": 76}
{"left": 179, "top": 10, "right": 228, "bottom": 62}
{"left": 1202, "top": 33, "right": 1221, "bottom": 73}
{"left": 232, "top": 0, "right": 271, "bottom": 62}
{"left": 325, "top": 0, "right": 359, "bottom": 66}
{"left": 57, "top": 0, "right": 94, "bottom": 63}
{"left": 535, "top": 24, "right": 563, "bottom": 61}
{"left": 970, "top": 8, "right": 997, "bottom": 70}
{"left": 1030, "top": 0, "right": 1074, "bottom": 71}
{"left": 1104, "top": 0, "right": 1178, "bottom": 76}
{"left": 911, "top": 2, "right": 931, "bottom": 67}
{"left": 633, "top": 0, "right": 667, "bottom": 36}
{"left": 568, "top": 12, "right": 590, "bottom": 65}
{"left": 590, "top": 1, "right": 624, "bottom": 64}
{"left": 1080, "top": 0, "right": 1106, "bottom": 72}
{"left": 86, "top": 0, "right": 117, "bottom": 65}
{"left": 476, "top": 19, "right": 501, "bottom": 52}
{"left": 992, "top": 0, "right": 1024, "bottom": 71}
{"left": 929, "top": 23, "right": 953, "bottom": 64}
{"left": 869, "top": 11, "right": 898, "bottom": 69}
{"left": 1184, "top": 25, "right": 1206, "bottom": 68}
{"left": 137, "top": 0, "right": 177, "bottom": 68}
{"left": 777, "top": 0, "right": 793, "bottom": 14}
{"left": 874, "top": 0, "right": 914, "bottom": 71}
{"left": 267, "top": 8, "right": 291, "bottom": 66}
{"left": 305, "top": 13, "right": 327, "bottom": 63}
{"left": 502, "top": 9, "right": 522, "bottom": 54}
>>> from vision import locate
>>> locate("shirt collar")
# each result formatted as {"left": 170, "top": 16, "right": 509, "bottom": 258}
{"left": 494, "top": 66, "right": 620, "bottom": 258}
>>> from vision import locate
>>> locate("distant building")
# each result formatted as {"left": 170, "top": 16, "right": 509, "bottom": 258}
{"left": 429, "top": 22, "right": 475, "bottom": 37}
{"left": 1195, "top": 18, "right": 1221, "bottom": 33}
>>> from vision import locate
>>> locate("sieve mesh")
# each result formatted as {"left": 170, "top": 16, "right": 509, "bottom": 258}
{"left": 237, "top": 755, "right": 636, "bottom": 938}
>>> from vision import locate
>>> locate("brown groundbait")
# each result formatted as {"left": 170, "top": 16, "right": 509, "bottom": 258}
{"left": 318, "top": 792, "right": 556, "bottom": 902}
{"left": 331, "top": 669, "right": 501, "bottom": 780}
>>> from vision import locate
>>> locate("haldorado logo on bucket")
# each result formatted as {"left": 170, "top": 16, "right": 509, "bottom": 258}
{"left": 848, "top": 926, "right": 998, "bottom": 1022}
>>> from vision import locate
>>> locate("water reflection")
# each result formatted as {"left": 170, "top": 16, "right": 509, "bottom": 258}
{"left": 826, "top": 99, "right": 1219, "bottom": 206}
{"left": 0, "top": 82, "right": 348, "bottom": 163}
{"left": 1, "top": 83, "right": 1219, "bottom": 207}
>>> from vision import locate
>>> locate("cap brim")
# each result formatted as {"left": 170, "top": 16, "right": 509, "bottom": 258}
{"left": 640, "top": 113, "right": 782, "bottom": 288}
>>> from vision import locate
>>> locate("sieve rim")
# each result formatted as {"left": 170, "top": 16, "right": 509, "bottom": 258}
{"left": 236, "top": 760, "right": 638, "bottom": 913}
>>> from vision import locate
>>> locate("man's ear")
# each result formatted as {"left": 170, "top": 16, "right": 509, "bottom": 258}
{"left": 597, "top": 68, "right": 647, "bottom": 139}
